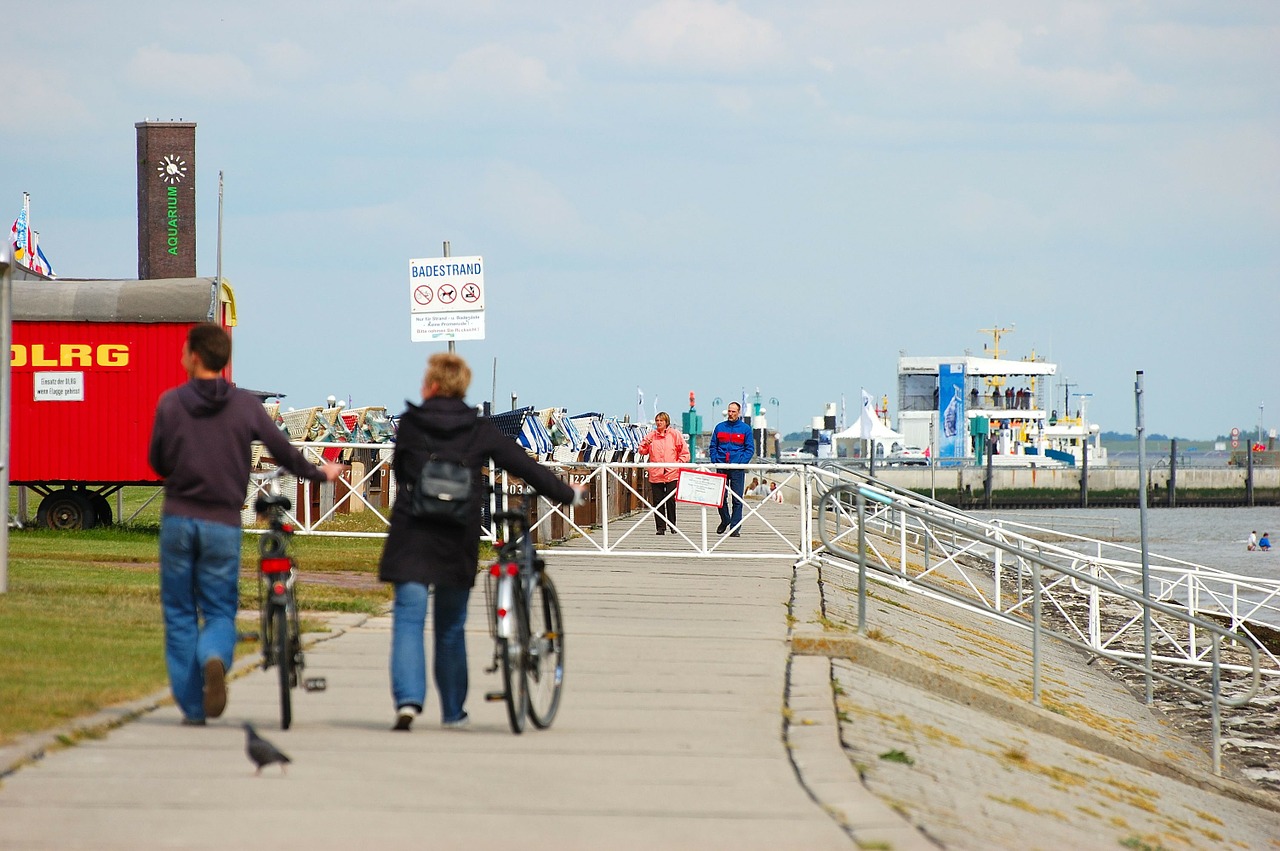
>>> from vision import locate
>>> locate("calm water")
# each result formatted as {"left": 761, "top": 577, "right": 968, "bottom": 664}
{"left": 972, "top": 506, "right": 1280, "bottom": 627}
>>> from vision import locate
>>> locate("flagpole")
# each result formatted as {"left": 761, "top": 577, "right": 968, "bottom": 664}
{"left": 1, "top": 243, "right": 12, "bottom": 592}
{"left": 214, "top": 171, "right": 224, "bottom": 320}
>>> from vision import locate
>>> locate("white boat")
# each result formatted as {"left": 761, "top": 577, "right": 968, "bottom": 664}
{"left": 895, "top": 327, "right": 1107, "bottom": 468}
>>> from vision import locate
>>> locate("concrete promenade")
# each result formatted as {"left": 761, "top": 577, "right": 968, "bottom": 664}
{"left": 2, "top": 518, "right": 1278, "bottom": 849}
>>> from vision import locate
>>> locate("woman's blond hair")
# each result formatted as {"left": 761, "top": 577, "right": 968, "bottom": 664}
{"left": 424, "top": 352, "right": 472, "bottom": 399}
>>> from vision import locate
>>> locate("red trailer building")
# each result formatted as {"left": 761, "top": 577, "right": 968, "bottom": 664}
{"left": 10, "top": 277, "right": 236, "bottom": 528}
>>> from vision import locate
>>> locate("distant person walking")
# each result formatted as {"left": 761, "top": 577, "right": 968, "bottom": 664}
{"left": 636, "top": 411, "right": 690, "bottom": 535}
{"left": 149, "top": 324, "right": 344, "bottom": 726}
{"left": 709, "top": 401, "right": 755, "bottom": 536}
{"left": 1248, "top": 531, "right": 1258, "bottom": 551}
{"left": 1260, "top": 533, "right": 1272, "bottom": 552}
{"left": 378, "top": 353, "right": 583, "bottom": 732}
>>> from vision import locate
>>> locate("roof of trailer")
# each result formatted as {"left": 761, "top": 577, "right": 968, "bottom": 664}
{"left": 12, "top": 277, "right": 232, "bottom": 323}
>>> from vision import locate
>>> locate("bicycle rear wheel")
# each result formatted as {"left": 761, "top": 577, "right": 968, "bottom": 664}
{"left": 273, "top": 603, "right": 293, "bottom": 730}
{"left": 499, "top": 581, "right": 529, "bottom": 734}
{"left": 527, "top": 574, "right": 564, "bottom": 729}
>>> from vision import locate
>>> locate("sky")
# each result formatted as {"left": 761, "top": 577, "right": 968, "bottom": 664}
{"left": 3, "top": 1, "right": 1277, "bottom": 441}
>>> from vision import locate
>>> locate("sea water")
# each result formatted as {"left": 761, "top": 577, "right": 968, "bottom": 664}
{"left": 972, "top": 506, "right": 1280, "bottom": 628}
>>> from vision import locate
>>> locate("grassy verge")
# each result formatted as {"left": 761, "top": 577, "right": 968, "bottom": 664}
{"left": 0, "top": 524, "right": 392, "bottom": 746}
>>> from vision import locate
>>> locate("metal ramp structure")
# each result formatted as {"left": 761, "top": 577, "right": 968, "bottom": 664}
{"left": 804, "top": 462, "right": 1268, "bottom": 776}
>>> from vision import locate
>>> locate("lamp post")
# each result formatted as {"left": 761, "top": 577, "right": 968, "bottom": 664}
{"left": 1260, "top": 403, "right": 1266, "bottom": 446}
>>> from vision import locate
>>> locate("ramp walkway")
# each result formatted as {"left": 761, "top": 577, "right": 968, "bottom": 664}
{"left": 2, "top": 508, "right": 1278, "bottom": 849}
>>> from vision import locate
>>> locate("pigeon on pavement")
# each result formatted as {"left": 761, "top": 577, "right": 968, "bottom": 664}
{"left": 244, "top": 722, "right": 291, "bottom": 776}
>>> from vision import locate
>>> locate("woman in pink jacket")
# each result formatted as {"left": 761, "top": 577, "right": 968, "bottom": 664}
{"left": 637, "top": 411, "right": 691, "bottom": 535}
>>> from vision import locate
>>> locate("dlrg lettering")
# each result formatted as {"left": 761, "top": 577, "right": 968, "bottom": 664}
{"left": 11, "top": 344, "right": 130, "bottom": 368}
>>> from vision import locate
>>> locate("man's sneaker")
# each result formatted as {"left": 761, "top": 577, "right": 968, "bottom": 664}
{"left": 716, "top": 522, "right": 729, "bottom": 534}
{"left": 442, "top": 712, "right": 470, "bottom": 730}
{"left": 393, "top": 706, "right": 418, "bottom": 731}
{"left": 202, "top": 659, "right": 227, "bottom": 719}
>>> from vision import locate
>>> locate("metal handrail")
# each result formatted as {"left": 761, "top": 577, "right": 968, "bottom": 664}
{"left": 816, "top": 482, "right": 1261, "bottom": 776}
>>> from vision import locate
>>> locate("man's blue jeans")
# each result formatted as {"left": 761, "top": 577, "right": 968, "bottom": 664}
{"left": 719, "top": 469, "right": 746, "bottom": 530}
{"left": 159, "top": 515, "right": 243, "bottom": 722}
{"left": 390, "top": 582, "right": 471, "bottom": 723}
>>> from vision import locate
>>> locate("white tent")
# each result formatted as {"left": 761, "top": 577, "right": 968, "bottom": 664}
{"left": 833, "top": 391, "right": 904, "bottom": 456}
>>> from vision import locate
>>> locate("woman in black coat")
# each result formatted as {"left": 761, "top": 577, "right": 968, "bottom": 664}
{"left": 379, "top": 353, "right": 579, "bottom": 731}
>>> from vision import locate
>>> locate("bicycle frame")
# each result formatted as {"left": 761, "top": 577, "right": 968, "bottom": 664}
{"left": 484, "top": 503, "right": 563, "bottom": 733}
{"left": 253, "top": 469, "right": 325, "bottom": 729}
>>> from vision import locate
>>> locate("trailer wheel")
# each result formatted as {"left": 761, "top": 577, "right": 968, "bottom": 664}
{"left": 91, "top": 494, "right": 114, "bottom": 527}
{"left": 36, "top": 490, "right": 99, "bottom": 531}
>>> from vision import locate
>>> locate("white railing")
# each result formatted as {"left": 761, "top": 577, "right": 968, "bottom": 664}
{"left": 816, "top": 481, "right": 1263, "bottom": 776}
{"left": 251, "top": 445, "right": 1280, "bottom": 676}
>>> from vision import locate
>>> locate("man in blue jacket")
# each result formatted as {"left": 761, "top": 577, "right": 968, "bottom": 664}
{"left": 709, "top": 401, "right": 755, "bottom": 535}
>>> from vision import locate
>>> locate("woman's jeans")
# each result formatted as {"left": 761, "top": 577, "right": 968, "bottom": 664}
{"left": 391, "top": 582, "right": 471, "bottom": 722}
{"left": 159, "top": 515, "right": 242, "bottom": 721}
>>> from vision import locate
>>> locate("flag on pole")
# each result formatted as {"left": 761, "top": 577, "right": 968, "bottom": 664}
{"left": 10, "top": 192, "right": 30, "bottom": 266}
{"left": 859, "top": 389, "right": 876, "bottom": 440}
{"left": 30, "top": 231, "right": 53, "bottom": 276}
{"left": 636, "top": 386, "right": 644, "bottom": 424}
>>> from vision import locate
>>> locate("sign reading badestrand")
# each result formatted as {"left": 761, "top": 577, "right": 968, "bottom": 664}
{"left": 407, "top": 255, "right": 485, "bottom": 342}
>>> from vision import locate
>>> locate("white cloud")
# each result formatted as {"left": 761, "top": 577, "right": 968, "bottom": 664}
{"left": 477, "top": 162, "right": 584, "bottom": 246}
{"left": 409, "top": 43, "right": 559, "bottom": 101}
{"left": 126, "top": 47, "right": 257, "bottom": 99}
{"left": 0, "top": 64, "right": 93, "bottom": 133}
{"left": 618, "top": 0, "right": 782, "bottom": 72}
{"left": 257, "top": 41, "right": 315, "bottom": 80}
{"left": 944, "top": 19, "right": 1024, "bottom": 73}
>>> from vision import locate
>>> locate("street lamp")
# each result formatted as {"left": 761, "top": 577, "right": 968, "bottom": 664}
{"left": 1261, "top": 403, "right": 1266, "bottom": 446}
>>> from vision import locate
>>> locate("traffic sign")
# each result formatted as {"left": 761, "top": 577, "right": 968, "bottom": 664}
{"left": 407, "top": 254, "right": 485, "bottom": 342}
{"left": 407, "top": 256, "right": 485, "bottom": 313}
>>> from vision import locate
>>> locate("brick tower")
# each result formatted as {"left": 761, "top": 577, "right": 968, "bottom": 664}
{"left": 135, "top": 120, "right": 196, "bottom": 279}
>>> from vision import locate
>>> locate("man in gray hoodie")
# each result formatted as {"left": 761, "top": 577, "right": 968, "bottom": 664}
{"left": 149, "top": 324, "right": 343, "bottom": 725}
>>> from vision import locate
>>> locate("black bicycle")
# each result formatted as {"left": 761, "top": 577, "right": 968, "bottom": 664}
{"left": 484, "top": 505, "right": 564, "bottom": 734}
{"left": 253, "top": 470, "right": 324, "bottom": 730}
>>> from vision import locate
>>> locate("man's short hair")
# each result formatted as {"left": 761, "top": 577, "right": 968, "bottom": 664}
{"left": 188, "top": 324, "right": 231, "bottom": 373}
{"left": 425, "top": 352, "right": 472, "bottom": 398}
{"left": 727, "top": 402, "right": 741, "bottom": 413}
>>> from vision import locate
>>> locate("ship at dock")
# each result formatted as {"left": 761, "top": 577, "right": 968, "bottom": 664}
{"left": 896, "top": 326, "right": 1107, "bottom": 468}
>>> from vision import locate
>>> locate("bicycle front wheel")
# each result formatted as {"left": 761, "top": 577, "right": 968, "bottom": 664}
{"left": 499, "top": 583, "right": 529, "bottom": 734}
{"left": 527, "top": 574, "right": 564, "bottom": 729}
{"left": 273, "top": 603, "right": 293, "bottom": 730}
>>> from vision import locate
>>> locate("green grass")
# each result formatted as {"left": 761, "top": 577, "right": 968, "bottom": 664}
{"left": 0, "top": 523, "right": 393, "bottom": 746}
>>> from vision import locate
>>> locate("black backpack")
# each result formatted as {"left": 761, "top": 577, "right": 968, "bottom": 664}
{"left": 406, "top": 420, "right": 478, "bottom": 526}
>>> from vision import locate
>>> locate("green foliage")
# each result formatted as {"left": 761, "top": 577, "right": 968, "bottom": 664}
{"left": 879, "top": 748, "right": 914, "bottom": 765}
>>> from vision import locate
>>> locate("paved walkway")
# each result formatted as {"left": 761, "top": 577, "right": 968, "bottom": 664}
{"left": 0, "top": 545, "right": 880, "bottom": 850}
{"left": 2, "top": 516, "right": 1278, "bottom": 849}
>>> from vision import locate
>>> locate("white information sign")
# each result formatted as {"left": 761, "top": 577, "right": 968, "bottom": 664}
{"left": 34, "top": 372, "right": 85, "bottom": 402}
{"left": 408, "top": 255, "right": 486, "bottom": 342}
{"left": 675, "top": 469, "right": 727, "bottom": 506}
{"left": 411, "top": 311, "right": 486, "bottom": 342}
